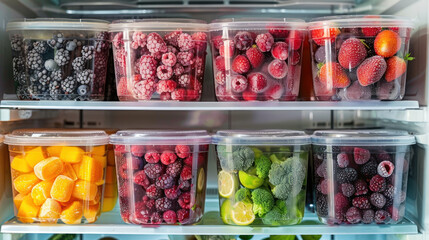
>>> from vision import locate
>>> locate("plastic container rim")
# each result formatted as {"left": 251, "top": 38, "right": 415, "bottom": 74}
{"left": 209, "top": 18, "right": 307, "bottom": 31}
{"left": 109, "top": 18, "right": 208, "bottom": 32}
{"left": 109, "top": 130, "right": 211, "bottom": 145}
{"left": 308, "top": 15, "right": 414, "bottom": 30}
{"left": 212, "top": 129, "right": 311, "bottom": 146}
{"left": 6, "top": 18, "right": 110, "bottom": 32}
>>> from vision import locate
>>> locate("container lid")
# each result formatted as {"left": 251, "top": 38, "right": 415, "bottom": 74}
{"left": 109, "top": 19, "right": 208, "bottom": 32}
{"left": 212, "top": 130, "right": 311, "bottom": 145}
{"left": 5, "top": 129, "right": 109, "bottom": 146}
{"left": 311, "top": 130, "right": 416, "bottom": 146}
{"left": 109, "top": 130, "right": 211, "bottom": 145}
{"left": 6, "top": 18, "right": 109, "bottom": 31}
{"left": 209, "top": 18, "right": 307, "bottom": 31}
{"left": 308, "top": 15, "right": 414, "bottom": 30}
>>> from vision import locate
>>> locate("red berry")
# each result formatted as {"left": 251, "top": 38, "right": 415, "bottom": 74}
{"left": 232, "top": 55, "right": 250, "bottom": 74}
{"left": 255, "top": 33, "right": 274, "bottom": 52}
{"left": 346, "top": 207, "right": 362, "bottom": 224}
{"left": 362, "top": 27, "right": 382, "bottom": 37}
{"left": 177, "top": 209, "right": 190, "bottom": 224}
{"left": 146, "top": 184, "right": 163, "bottom": 199}
{"left": 377, "top": 161, "right": 395, "bottom": 177}
{"left": 157, "top": 80, "right": 177, "bottom": 94}
{"left": 352, "top": 196, "right": 371, "bottom": 209}
{"left": 156, "top": 65, "right": 173, "bottom": 80}
{"left": 246, "top": 46, "right": 264, "bottom": 68}
{"left": 319, "top": 62, "right": 350, "bottom": 88}
{"left": 271, "top": 42, "right": 288, "bottom": 60}
{"left": 369, "top": 175, "right": 386, "bottom": 192}
{"left": 112, "top": 32, "right": 124, "bottom": 49}
{"left": 215, "top": 56, "right": 225, "bottom": 71}
{"left": 183, "top": 156, "right": 193, "bottom": 166}
{"left": 175, "top": 145, "right": 190, "bottom": 158}
{"left": 287, "top": 30, "right": 302, "bottom": 50}
{"left": 147, "top": 32, "right": 167, "bottom": 54}
{"left": 139, "top": 55, "right": 157, "bottom": 80}
{"left": 180, "top": 165, "right": 192, "bottom": 181}
{"left": 115, "top": 144, "right": 127, "bottom": 153}
{"left": 177, "top": 33, "right": 195, "bottom": 51}
{"left": 230, "top": 75, "right": 248, "bottom": 93}
{"left": 374, "top": 210, "right": 391, "bottom": 223}
{"left": 133, "top": 170, "right": 151, "bottom": 189}
{"left": 144, "top": 163, "right": 164, "bottom": 179}
{"left": 161, "top": 52, "right": 177, "bottom": 67}
{"left": 268, "top": 59, "right": 288, "bottom": 79}
{"left": 178, "top": 192, "right": 191, "bottom": 209}
{"left": 247, "top": 72, "right": 268, "bottom": 93}
{"left": 191, "top": 32, "right": 207, "bottom": 51}
{"left": 171, "top": 88, "right": 186, "bottom": 101}
{"left": 145, "top": 150, "right": 160, "bottom": 163}
{"left": 268, "top": 28, "right": 289, "bottom": 38}
{"left": 215, "top": 71, "right": 226, "bottom": 85}
{"left": 337, "top": 152, "right": 350, "bottom": 168}
{"left": 385, "top": 56, "right": 408, "bottom": 82}
{"left": 264, "top": 82, "right": 284, "bottom": 100}
{"left": 131, "top": 31, "right": 147, "bottom": 49}
{"left": 334, "top": 193, "right": 350, "bottom": 212}
{"left": 166, "top": 160, "right": 182, "bottom": 177}
{"left": 374, "top": 30, "right": 401, "bottom": 58}
{"left": 311, "top": 27, "right": 341, "bottom": 46}
{"left": 289, "top": 51, "right": 301, "bottom": 66}
{"left": 234, "top": 31, "right": 254, "bottom": 50}
{"left": 177, "top": 51, "right": 194, "bottom": 66}
{"left": 242, "top": 90, "right": 258, "bottom": 101}
{"left": 319, "top": 179, "right": 332, "bottom": 195}
{"left": 165, "top": 185, "right": 181, "bottom": 200}
{"left": 133, "top": 79, "right": 156, "bottom": 100}
{"left": 212, "top": 35, "right": 223, "bottom": 50}
{"left": 354, "top": 179, "right": 369, "bottom": 196}
{"left": 219, "top": 40, "right": 235, "bottom": 58}
{"left": 164, "top": 30, "right": 181, "bottom": 47}
{"left": 338, "top": 38, "right": 367, "bottom": 69}
{"left": 354, "top": 147, "right": 371, "bottom": 164}
{"left": 163, "top": 210, "right": 177, "bottom": 224}
{"left": 160, "top": 150, "right": 178, "bottom": 165}
{"left": 117, "top": 77, "right": 131, "bottom": 98}
{"left": 156, "top": 174, "right": 175, "bottom": 189}
{"left": 155, "top": 197, "right": 173, "bottom": 212}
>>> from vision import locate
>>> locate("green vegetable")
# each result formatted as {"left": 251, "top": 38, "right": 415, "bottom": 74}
{"left": 301, "top": 235, "right": 322, "bottom": 240}
{"left": 251, "top": 188, "right": 274, "bottom": 217}
{"left": 268, "top": 156, "right": 306, "bottom": 200}
{"left": 239, "top": 236, "right": 254, "bottom": 240}
{"left": 255, "top": 155, "right": 271, "bottom": 179}
{"left": 270, "top": 236, "right": 297, "bottom": 240}
{"left": 273, "top": 146, "right": 292, "bottom": 160}
{"left": 235, "top": 188, "right": 251, "bottom": 202}
{"left": 217, "top": 145, "right": 255, "bottom": 172}
{"left": 48, "top": 234, "right": 77, "bottom": 240}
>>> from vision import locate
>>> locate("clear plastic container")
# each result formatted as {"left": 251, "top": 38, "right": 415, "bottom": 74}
{"left": 4, "top": 129, "right": 109, "bottom": 224}
{"left": 6, "top": 19, "right": 110, "bottom": 100}
{"left": 110, "top": 130, "right": 210, "bottom": 225}
{"left": 100, "top": 129, "right": 118, "bottom": 213}
{"left": 109, "top": 19, "right": 208, "bottom": 101}
{"left": 212, "top": 130, "right": 310, "bottom": 226}
{"left": 209, "top": 19, "right": 306, "bottom": 101}
{"left": 311, "top": 130, "right": 415, "bottom": 224}
{"left": 308, "top": 15, "right": 414, "bottom": 101}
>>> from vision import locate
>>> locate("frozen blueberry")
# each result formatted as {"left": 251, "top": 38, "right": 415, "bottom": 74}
{"left": 77, "top": 85, "right": 89, "bottom": 96}
{"left": 44, "top": 59, "right": 59, "bottom": 72}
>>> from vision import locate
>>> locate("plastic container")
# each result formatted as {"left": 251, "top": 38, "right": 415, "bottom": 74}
{"left": 109, "top": 19, "right": 208, "bottom": 101}
{"left": 110, "top": 130, "right": 210, "bottom": 225}
{"left": 209, "top": 18, "right": 306, "bottom": 101}
{"left": 4, "top": 129, "right": 109, "bottom": 224}
{"left": 6, "top": 19, "right": 110, "bottom": 100}
{"left": 308, "top": 15, "right": 414, "bottom": 101}
{"left": 311, "top": 130, "right": 415, "bottom": 224}
{"left": 212, "top": 130, "right": 310, "bottom": 226}
{"left": 100, "top": 129, "right": 118, "bottom": 213}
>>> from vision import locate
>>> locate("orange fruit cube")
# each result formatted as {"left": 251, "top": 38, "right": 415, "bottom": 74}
{"left": 31, "top": 181, "right": 53, "bottom": 206}
{"left": 46, "top": 146, "right": 63, "bottom": 157}
{"left": 91, "top": 145, "right": 106, "bottom": 156}
{"left": 13, "top": 173, "right": 40, "bottom": 195}
{"left": 76, "top": 156, "right": 104, "bottom": 183}
{"left": 60, "top": 146, "right": 84, "bottom": 163}
{"left": 24, "top": 147, "right": 46, "bottom": 168}
{"left": 38, "top": 198, "right": 62, "bottom": 223}
{"left": 84, "top": 203, "right": 100, "bottom": 223}
{"left": 17, "top": 195, "right": 40, "bottom": 223}
{"left": 89, "top": 189, "right": 101, "bottom": 205}
{"left": 60, "top": 201, "right": 83, "bottom": 224}
{"left": 14, "top": 193, "right": 26, "bottom": 209}
{"left": 50, "top": 175, "right": 74, "bottom": 203}
{"left": 93, "top": 155, "right": 107, "bottom": 168}
{"left": 34, "top": 157, "right": 64, "bottom": 181}
{"left": 61, "top": 163, "right": 78, "bottom": 181}
{"left": 72, "top": 180, "right": 97, "bottom": 201}
{"left": 11, "top": 155, "right": 32, "bottom": 173}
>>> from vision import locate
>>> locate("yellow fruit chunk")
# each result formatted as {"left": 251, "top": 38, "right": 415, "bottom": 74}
{"left": 89, "top": 189, "right": 101, "bottom": 205}
{"left": 91, "top": 145, "right": 106, "bottom": 156}
{"left": 50, "top": 175, "right": 74, "bottom": 202}
{"left": 11, "top": 155, "right": 32, "bottom": 173}
{"left": 46, "top": 146, "right": 63, "bottom": 157}
{"left": 31, "top": 181, "right": 53, "bottom": 206}
{"left": 93, "top": 155, "right": 107, "bottom": 168}
{"left": 38, "top": 198, "right": 61, "bottom": 223}
{"left": 34, "top": 157, "right": 64, "bottom": 181}
{"left": 104, "top": 183, "right": 116, "bottom": 198}
{"left": 14, "top": 193, "right": 26, "bottom": 209}
{"left": 107, "top": 150, "right": 115, "bottom": 166}
{"left": 60, "top": 146, "right": 84, "bottom": 163}
{"left": 72, "top": 180, "right": 97, "bottom": 201}
{"left": 102, "top": 197, "right": 116, "bottom": 212}
{"left": 60, "top": 201, "right": 83, "bottom": 224}
{"left": 17, "top": 195, "right": 40, "bottom": 223}
{"left": 76, "top": 156, "right": 104, "bottom": 183}
{"left": 61, "top": 163, "right": 78, "bottom": 181}
{"left": 84, "top": 203, "right": 99, "bottom": 223}
{"left": 105, "top": 166, "right": 115, "bottom": 184}
{"left": 24, "top": 147, "right": 46, "bottom": 168}
{"left": 13, "top": 173, "right": 40, "bottom": 195}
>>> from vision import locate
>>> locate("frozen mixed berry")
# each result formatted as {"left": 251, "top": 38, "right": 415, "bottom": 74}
{"left": 150, "top": 212, "right": 162, "bottom": 224}
{"left": 77, "top": 69, "right": 93, "bottom": 85}
{"left": 133, "top": 79, "right": 156, "bottom": 100}
{"left": 317, "top": 195, "right": 328, "bottom": 217}
{"left": 54, "top": 49, "right": 70, "bottom": 66}
{"left": 334, "top": 193, "right": 349, "bottom": 212}
{"left": 377, "top": 161, "right": 395, "bottom": 177}
{"left": 271, "top": 42, "right": 288, "bottom": 60}
{"left": 354, "top": 179, "right": 369, "bottom": 196}
{"left": 160, "top": 151, "right": 178, "bottom": 165}
{"left": 26, "top": 50, "right": 43, "bottom": 70}
{"left": 316, "top": 160, "right": 328, "bottom": 178}
{"left": 337, "top": 167, "right": 357, "bottom": 184}
{"left": 178, "top": 179, "right": 191, "bottom": 191}
{"left": 247, "top": 72, "right": 268, "bottom": 93}
{"left": 144, "top": 150, "right": 160, "bottom": 164}
{"left": 177, "top": 209, "right": 190, "bottom": 224}
{"left": 337, "top": 152, "right": 349, "bottom": 168}
{"left": 264, "top": 82, "right": 284, "bottom": 100}
{"left": 341, "top": 183, "right": 355, "bottom": 197}
{"left": 231, "top": 75, "right": 248, "bottom": 93}
{"left": 165, "top": 185, "right": 181, "bottom": 200}
{"left": 133, "top": 170, "right": 151, "bottom": 189}
{"left": 175, "top": 145, "right": 190, "bottom": 158}
{"left": 171, "top": 88, "right": 186, "bottom": 101}
{"left": 144, "top": 163, "right": 164, "bottom": 179}
{"left": 177, "top": 52, "right": 194, "bottom": 66}
{"left": 352, "top": 196, "right": 370, "bottom": 209}
{"left": 374, "top": 210, "right": 391, "bottom": 223}
{"left": 215, "top": 56, "right": 226, "bottom": 71}
{"left": 346, "top": 207, "right": 362, "bottom": 224}
{"left": 268, "top": 59, "right": 288, "bottom": 79}
{"left": 173, "top": 63, "right": 185, "bottom": 76}
{"left": 178, "top": 192, "right": 191, "bottom": 209}
{"left": 183, "top": 156, "right": 193, "bottom": 166}
{"left": 131, "top": 145, "right": 145, "bottom": 157}
{"left": 369, "top": 175, "right": 386, "bottom": 192}
{"left": 318, "top": 179, "right": 331, "bottom": 195}
{"left": 383, "top": 184, "right": 394, "bottom": 199}
{"left": 234, "top": 31, "right": 253, "bottom": 50}
{"left": 147, "top": 32, "right": 167, "bottom": 54}
{"left": 131, "top": 31, "right": 147, "bottom": 49}
{"left": 178, "top": 74, "right": 192, "bottom": 88}
{"left": 155, "top": 197, "right": 173, "bottom": 212}
{"left": 163, "top": 210, "right": 177, "bottom": 224}
{"left": 231, "top": 55, "right": 250, "bottom": 74}
{"left": 156, "top": 174, "right": 175, "bottom": 189}
{"left": 255, "top": 33, "right": 274, "bottom": 52}
{"left": 145, "top": 184, "right": 162, "bottom": 199}
{"left": 370, "top": 192, "right": 386, "bottom": 209}
{"left": 354, "top": 147, "right": 370, "bottom": 165}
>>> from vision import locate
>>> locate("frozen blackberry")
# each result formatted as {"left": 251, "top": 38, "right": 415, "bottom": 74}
{"left": 26, "top": 50, "right": 43, "bottom": 70}
{"left": 33, "top": 41, "right": 48, "bottom": 54}
{"left": 370, "top": 192, "right": 386, "bottom": 208}
{"left": 77, "top": 85, "right": 90, "bottom": 96}
{"left": 316, "top": 195, "right": 328, "bottom": 217}
{"left": 76, "top": 69, "right": 93, "bottom": 84}
{"left": 31, "top": 69, "right": 51, "bottom": 86}
{"left": 28, "top": 84, "right": 48, "bottom": 99}
{"left": 13, "top": 57, "right": 25, "bottom": 71}
{"left": 155, "top": 197, "right": 173, "bottom": 212}
{"left": 14, "top": 72, "right": 27, "bottom": 85}
{"left": 54, "top": 49, "right": 70, "bottom": 66}
{"left": 374, "top": 210, "right": 391, "bottom": 223}
{"left": 155, "top": 174, "right": 175, "bottom": 189}
{"left": 360, "top": 159, "right": 378, "bottom": 178}
{"left": 16, "top": 85, "right": 30, "bottom": 100}
{"left": 61, "top": 76, "right": 77, "bottom": 93}
{"left": 362, "top": 209, "right": 375, "bottom": 224}
{"left": 49, "top": 80, "right": 61, "bottom": 100}
{"left": 336, "top": 167, "right": 357, "bottom": 183}
{"left": 72, "top": 57, "right": 85, "bottom": 71}
{"left": 10, "top": 35, "right": 23, "bottom": 52}
{"left": 47, "top": 33, "right": 65, "bottom": 49}
{"left": 50, "top": 70, "right": 63, "bottom": 81}
{"left": 383, "top": 184, "right": 394, "bottom": 199}
{"left": 81, "top": 46, "right": 95, "bottom": 61}
{"left": 166, "top": 160, "right": 182, "bottom": 178}
{"left": 44, "top": 59, "right": 59, "bottom": 72}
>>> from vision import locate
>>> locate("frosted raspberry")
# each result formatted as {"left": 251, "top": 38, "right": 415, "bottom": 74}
{"left": 147, "top": 32, "right": 167, "bottom": 54}
{"left": 186, "top": 89, "right": 200, "bottom": 101}
{"left": 171, "top": 88, "right": 186, "bottom": 101}
{"left": 173, "top": 63, "right": 185, "bottom": 76}
{"left": 242, "top": 90, "right": 258, "bottom": 101}
{"left": 133, "top": 79, "right": 156, "bottom": 100}
{"left": 177, "top": 209, "right": 190, "bottom": 224}
{"left": 131, "top": 145, "right": 145, "bottom": 157}
{"left": 211, "top": 35, "right": 223, "bottom": 50}
{"left": 161, "top": 52, "right": 177, "bottom": 67}
{"left": 183, "top": 156, "right": 193, "bottom": 166}
{"left": 193, "top": 56, "right": 205, "bottom": 78}
{"left": 215, "top": 56, "right": 225, "bottom": 71}
{"left": 139, "top": 55, "right": 157, "bottom": 80}
{"left": 234, "top": 31, "right": 254, "bottom": 50}
{"left": 370, "top": 175, "right": 386, "bottom": 192}
{"left": 145, "top": 150, "right": 160, "bottom": 163}
{"left": 150, "top": 212, "right": 162, "bottom": 224}
{"left": 180, "top": 165, "right": 192, "bottom": 181}
{"left": 115, "top": 145, "right": 126, "bottom": 153}
{"left": 231, "top": 75, "right": 248, "bottom": 93}
{"left": 161, "top": 150, "right": 177, "bottom": 165}
{"left": 337, "top": 152, "right": 350, "bottom": 168}
{"left": 133, "top": 170, "right": 151, "bottom": 189}
{"left": 216, "top": 85, "right": 240, "bottom": 101}
{"left": 178, "top": 74, "right": 191, "bottom": 88}
{"left": 166, "top": 45, "right": 179, "bottom": 54}
{"left": 146, "top": 184, "right": 163, "bottom": 199}
{"left": 177, "top": 51, "right": 194, "bottom": 66}
{"left": 142, "top": 196, "right": 155, "bottom": 211}
{"left": 215, "top": 71, "right": 226, "bottom": 85}
{"left": 192, "top": 32, "right": 207, "bottom": 51}
{"left": 269, "top": 28, "right": 289, "bottom": 38}
{"left": 164, "top": 30, "right": 182, "bottom": 47}
{"left": 288, "top": 30, "right": 302, "bottom": 51}
{"left": 112, "top": 32, "right": 124, "bottom": 49}
{"left": 152, "top": 51, "right": 163, "bottom": 61}
{"left": 175, "top": 145, "right": 190, "bottom": 158}
{"left": 163, "top": 210, "right": 177, "bottom": 224}
{"left": 131, "top": 31, "right": 147, "bottom": 49}
{"left": 289, "top": 50, "right": 301, "bottom": 65}
{"left": 157, "top": 80, "right": 177, "bottom": 94}
{"left": 160, "top": 92, "right": 171, "bottom": 100}
{"left": 178, "top": 192, "right": 191, "bottom": 209}
{"left": 190, "top": 78, "right": 202, "bottom": 93}
{"left": 377, "top": 161, "right": 395, "bottom": 177}
{"left": 219, "top": 40, "right": 235, "bottom": 58}
{"left": 165, "top": 185, "right": 181, "bottom": 200}
{"left": 157, "top": 65, "right": 173, "bottom": 80}
{"left": 271, "top": 42, "right": 288, "bottom": 60}
{"left": 255, "top": 33, "right": 274, "bottom": 52}
{"left": 248, "top": 72, "right": 268, "bottom": 93}
{"left": 178, "top": 33, "right": 195, "bottom": 51}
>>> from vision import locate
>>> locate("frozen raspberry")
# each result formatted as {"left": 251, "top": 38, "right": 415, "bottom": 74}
{"left": 212, "top": 35, "right": 223, "bottom": 50}
{"left": 161, "top": 52, "right": 177, "bottom": 67}
{"left": 144, "top": 163, "right": 164, "bottom": 179}
{"left": 219, "top": 40, "right": 235, "bottom": 58}
{"left": 163, "top": 210, "right": 177, "bottom": 224}
{"left": 180, "top": 165, "right": 192, "bottom": 181}
{"left": 232, "top": 55, "right": 250, "bottom": 74}
{"left": 354, "top": 179, "right": 368, "bottom": 196}
{"left": 112, "top": 32, "right": 124, "bottom": 49}
{"left": 316, "top": 160, "right": 328, "bottom": 178}
{"left": 255, "top": 33, "right": 274, "bottom": 52}
{"left": 370, "top": 175, "right": 386, "bottom": 192}
{"left": 177, "top": 51, "right": 195, "bottom": 66}
{"left": 354, "top": 147, "right": 370, "bottom": 165}
{"left": 377, "top": 161, "right": 395, "bottom": 177}
{"left": 231, "top": 75, "right": 248, "bottom": 93}
{"left": 133, "top": 79, "right": 156, "bottom": 100}
{"left": 160, "top": 151, "right": 178, "bottom": 165}
{"left": 377, "top": 150, "right": 391, "bottom": 162}
{"left": 245, "top": 46, "right": 264, "bottom": 68}
{"left": 352, "top": 196, "right": 370, "bottom": 209}
{"left": 337, "top": 167, "right": 357, "bottom": 183}
{"left": 186, "top": 89, "right": 200, "bottom": 101}
{"left": 160, "top": 92, "right": 171, "bottom": 100}
{"left": 264, "top": 82, "right": 284, "bottom": 100}
{"left": 362, "top": 27, "right": 382, "bottom": 37}
{"left": 171, "top": 88, "right": 186, "bottom": 101}
{"left": 130, "top": 206, "right": 150, "bottom": 224}
{"left": 193, "top": 56, "right": 205, "bottom": 79}
{"left": 337, "top": 152, "right": 350, "bottom": 168}
{"left": 177, "top": 33, "right": 195, "bottom": 51}
{"left": 146, "top": 184, "right": 163, "bottom": 199}
{"left": 155, "top": 197, "right": 173, "bottom": 212}
{"left": 268, "top": 59, "right": 288, "bottom": 79}
{"left": 335, "top": 209, "right": 346, "bottom": 224}
{"left": 216, "top": 85, "right": 239, "bottom": 101}
{"left": 115, "top": 145, "right": 127, "bottom": 153}
{"left": 370, "top": 192, "right": 386, "bottom": 208}
{"left": 131, "top": 145, "right": 145, "bottom": 157}
{"left": 191, "top": 32, "right": 207, "bottom": 51}
{"left": 271, "top": 42, "right": 288, "bottom": 60}
{"left": 165, "top": 185, "right": 181, "bottom": 200}
{"left": 375, "top": 210, "right": 391, "bottom": 223}
{"left": 289, "top": 51, "right": 301, "bottom": 66}
{"left": 318, "top": 179, "right": 332, "bottom": 195}
{"left": 142, "top": 195, "right": 156, "bottom": 211}
{"left": 156, "top": 174, "right": 175, "bottom": 189}
{"left": 183, "top": 156, "right": 193, "bottom": 166}
{"left": 167, "top": 45, "right": 179, "bottom": 54}
{"left": 334, "top": 193, "right": 350, "bottom": 212}
{"left": 242, "top": 90, "right": 258, "bottom": 101}
{"left": 173, "top": 63, "right": 185, "bottom": 76}
{"left": 387, "top": 205, "right": 404, "bottom": 222}
{"left": 152, "top": 51, "right": 162, "bottom": 60}
{"left": 133, "top": 170, "right": 151, "bottom": 189}
{"left": 131, "top": 31, "right": 147, "bottom": 49}
{"left": 145, "top": 150, "right": 160, "bottom": 163}
{"left": 346, "top": 207, "right": 362, "bottom": 224}
{"left": 178, "top": 192, "right": 192, "bottom": 210}
{"left": 178, "top": 74, "right": 191, "bottom": 88}
{"left": 147, "top": 32, "right": 167, "bottom": 54}
{"left": 177, "top": 209, "right": 190, "bottom": 224}
{"left": 234, "top": 31, "right": 253, "bottom": 50}
{"left": 288, "top": 30, "right": 302, "bottom": 51}
{"left": 157, "top": 80, "right": 177, "bottom": 94}
{"left": 175, "top": 145, "right": 190, "bottom": 158}
{"left": 360, "top": 159, "right": 378, "bottom": 177}
{"left": 215, "top": 71, "right": 226, "bottom": 85}
{"left": 150, "top": 212, "right": 162, "bottom": 224}
{"left": 164, "top": 30, "right": 182, "bottom": 47}
{"left": 341, "top": 183, "right": 355, "bottom": 197}
{"left": 248, "top": 72, "right": 268, "bottom": 93}
{"left": 190, "top": 78, "right": 202, "bottom": 93}
{"left": 119, "top": 156, "right": 142, "bottom": 179}
{"left": 269, "top": 28, "right": 289, "bottom": 38}
{"left": 215, "top": 56, "right": 226, "bottom": 71}
{"left": 139, "top": 55, "right": 157, "bottom": 80}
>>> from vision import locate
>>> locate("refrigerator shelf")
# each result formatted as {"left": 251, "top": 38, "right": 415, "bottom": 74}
{"left": 0, "top": 100, "right": 420, "bottom": 111}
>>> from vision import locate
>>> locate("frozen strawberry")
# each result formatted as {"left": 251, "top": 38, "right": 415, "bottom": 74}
{"left": 232, "top": 55, "right": 250, "bottom": 74}
{"left": 248, "top": 72, "right": 269, "bottom": 93}
{"left": 242, "top": 90, "right": 258, "bottom": 101}
{"left": 212, "top": 35, "right": 223, "bottom": 50}
{"left": 269, "top": 27, "right": 289, "bottom": 39}
{"left": 357, "top": 56, "right": 387, "bottom": 86}
{"left": 271, "top": 42, "right": 288, "bottom": 60}
{"left": 268, "top": 59, "right": 288, "bottom": 79}
{"left": 385, "top": 54, "right": 414, "bottom": 82}
{"left": 255, "top": 33, "right": 274, "bottom": 52}
{"left": 319, "top": 62, "right": 350, "bottom": 88}
{"left": 311, "top": 27, "right": 341, "bottom": 46}
{"left": 231, "top": 75, "right": 248, "bottom": 93}
{"left": 374, "top": 30, "right": 401, "bottom": 58}
{"left": 246, "top": 46, "right": 264, "bottom": 68}
{"left": 215, "top": 56, "right": 226, "bottom": 71}
{"left": 338, "top": 38, "right": 367, "bottom": 69}
{"left": 287, "top": 30, "right": 302, "bottom": 50}
{"left": 264, "top": 82, "right": 284, "bottom": 100}
{"left": 234, "top": 31, "right": 254, "bottom": 50}
{"left": 362, "top": 27, "right": 382, "bottom": 37}
{"left": 219, "top": 40, "right": 235, "bottom": 58}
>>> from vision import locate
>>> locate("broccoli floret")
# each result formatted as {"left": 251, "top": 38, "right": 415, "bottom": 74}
{"left": 217, "top": 145, "right": 255, "bottom": 171}
{"left": 261, "top": 206, "right": 283, "bottom": 225}
{"left": 251, "top": 147, "right": 263, "bottom": 158}
{"left": 251, "top": 188, "right": 274, "bottom": 217}
{"left": 268, "top": 157, "right": 306, "bottom": 200}
{"left": 255, "top": 155, "right": 271, "bottom": 179}
{"left": 273, "top": 146, "right": 292, "bottom": 160}
{"left": 235, "top": 188, "right": 251, "bottom": 202}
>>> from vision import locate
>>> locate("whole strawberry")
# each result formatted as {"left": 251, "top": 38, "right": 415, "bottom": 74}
{"left": 338, "top": 38, "right": 367, "bottom": 69}
{"left": 319, "top": 62, "right": 350, "bottom": 88}
{"left": 311, "top": 27, "right": 341, "bottom": 46}
{"left": 246, "top": 45, "right": 264, "bottom": 68}
{"left": 385, "top": 54, "right": 414, "bottom": 82}
{"left": 374, "top": 30, "right": 402, "bottom": 58}
{"left": 231, "top": 55, "right": 250, "bottom": 74}
{"left": 357, "top": 56, "right": 387, "bottom": 86}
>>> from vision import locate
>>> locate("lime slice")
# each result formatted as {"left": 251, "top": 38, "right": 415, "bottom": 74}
{"left": 231, "top": 201, "right": 255, "bottom": 225}
{"left": 238, "top": 171, "right": 264, "bottom": 189}
{"left": 220, "top": 199, "right": 233, "bottom": 224}
{"left": 197, "top": 168, "right": 205, "bottom": 192}
{"left": 218, "top": 170, "right": 238, "bottom": 198}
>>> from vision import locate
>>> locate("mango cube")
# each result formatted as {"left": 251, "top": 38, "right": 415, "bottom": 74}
{"left": 24, "top": 147, "right": 46, "bottom": 168}
{"left": 93, "top": 155, "right": 107, "bottom": 168}
{"left": 60, "top": 201, "right": 83, "bottom": 224}
{"left": 89, "top": 189, "right": 101, "bottom": 205}
{"left": 76, "top": 156, "right": 104, "bottom": 183}
{"left": 104, "top": 184, "right": 116, "bottom": 198}
{"left": 107, "top": 150, "right": 115, "bottom": 166}
{"left": 39, "top": 198, "right": 62, "bottom": 223}
{"left": 11, "top": 155, "right": 32, "bottom": 173}
{"left": 17, "top": 195, "right": 40, "bottom": 223}
{"left": 91, "top": 145, "right": 106, "bottom": 156}
{"left": 84, "top": 203, "right": 99, "bottom": 223}
{"left": 14, "top": 193, "right": 26, "bottom": 209}
{"left": 61, "top": 163, "right": 78, "bottom": 181}
{"left": 72, "top": 180, "right": 97, "bottom": 201}
{"left": 13, "top": 173, "right": 40, "bottom": 194}
{"left": 34, "top": 157, "right": 64, "bottom": 181}
{"left": 101, "top": 197, "right": 116, "bottom": 212}
{"left": 50, "top": 175, "right": 74, "bottom": 202}
{"left": 31, "top": 181, "right": 53, "bottom": 206}
{"left": 105, "top": 166, "right": 116, "bottom": 184}
{"left": 46, "top": 146, "right": 63, "bottom": 157}
{"left": 60, "top": 147, "right": 84, "bottom": 163}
